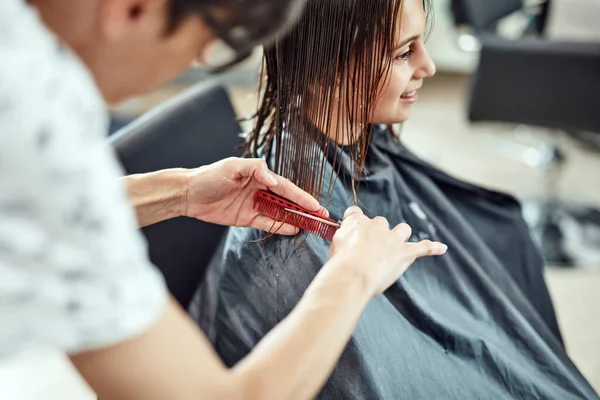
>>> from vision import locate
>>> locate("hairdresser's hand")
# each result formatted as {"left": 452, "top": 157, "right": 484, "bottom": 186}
{"left": 330, "top": 207, "right": 448, "bottom": 297}
{"left": 185, "top": 157, "right": 327, "bottom": 234}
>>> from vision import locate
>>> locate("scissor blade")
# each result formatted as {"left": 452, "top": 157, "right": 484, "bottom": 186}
{"left": 284, "top": 208, "right": 341, "bottom": 228}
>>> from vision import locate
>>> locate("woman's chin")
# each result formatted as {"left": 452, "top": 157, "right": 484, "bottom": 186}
{"left": 371, "top": 112, "right": 411, "bottom": 125}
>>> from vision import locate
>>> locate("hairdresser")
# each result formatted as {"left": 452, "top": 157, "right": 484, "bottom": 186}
{"left": 0, "top": 0, "right": 447, "bottom": 399}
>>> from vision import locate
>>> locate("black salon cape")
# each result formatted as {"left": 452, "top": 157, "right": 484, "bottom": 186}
{"left": 190, "top": 126, "right": 598, "bottom": 399}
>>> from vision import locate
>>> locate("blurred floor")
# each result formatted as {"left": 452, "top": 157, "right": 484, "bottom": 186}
{"left": 1, "top": 72, "right": 598, "bottom": 399}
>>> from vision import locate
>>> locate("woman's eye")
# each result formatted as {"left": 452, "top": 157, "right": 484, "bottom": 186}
{"left": 395, "top": 49, "right": 414, "bottom": 61}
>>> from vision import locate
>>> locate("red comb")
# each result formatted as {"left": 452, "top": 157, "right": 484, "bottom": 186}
{"left": 254, "top": 190, "right": 339, "bottom": 241}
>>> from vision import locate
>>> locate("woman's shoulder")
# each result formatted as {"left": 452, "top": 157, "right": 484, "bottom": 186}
{"left": 220, "top": 227, "right": 302, "bottom": 267}
{"left": 218, "top": 227, "right": 332, "bottom": 276}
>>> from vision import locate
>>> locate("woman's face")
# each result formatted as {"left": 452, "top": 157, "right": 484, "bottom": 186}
{"left": 370, "top": 0, "right": 436, "bottom": 124}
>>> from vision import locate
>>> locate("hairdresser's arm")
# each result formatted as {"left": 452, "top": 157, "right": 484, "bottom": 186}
{"left": 72, "top": 260, "right": 368, "bottom": 400}
{"left": 123, "top": 157, "right": 325, "bottom": 230}
{"left": 71, "top": 209, "right": 447, "bottom": 400}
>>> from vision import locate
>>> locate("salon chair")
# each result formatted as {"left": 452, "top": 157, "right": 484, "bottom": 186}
{"left": 469, "top": 34, "right": 600, "bottom": 266}
{"left": 449, "top": 0, "right": 550, "bottom": 52}
{"left": 110, "top": 81, "right": 243, "bottom": 307}
{"left": 452, "top": 0, "right": 550, "bottom": 33}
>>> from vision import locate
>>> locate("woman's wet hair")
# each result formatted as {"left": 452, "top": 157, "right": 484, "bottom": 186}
{"left": 244, "top": 0, "right": 433, "bottom": 202}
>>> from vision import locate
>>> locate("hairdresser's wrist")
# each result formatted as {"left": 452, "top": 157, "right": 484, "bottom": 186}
{"left": 124, "top": 168, "right": 189, "bottom": 228}
{"left": 319, "top": 254, "right": 374, "bottom": 302}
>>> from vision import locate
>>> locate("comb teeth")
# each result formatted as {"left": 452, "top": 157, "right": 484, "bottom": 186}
{"left": 254, "top": 191, "right": 338, "bottom": 241}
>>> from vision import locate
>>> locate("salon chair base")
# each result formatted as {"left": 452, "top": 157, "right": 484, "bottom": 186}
{"left": 523, "top": 201, "right": 600, "bottom": 267}
{"left": 489, "top": 130, "right": 600, "bottom": 267}
{"left": 569, "top": 130, "right": 600, "bottom": 153}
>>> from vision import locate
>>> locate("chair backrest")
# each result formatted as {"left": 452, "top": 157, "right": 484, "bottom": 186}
{"left": 469, "top": 35, "right": 600, "bottom": 133}
{"left": 455, "top": 0, "right": 524, "bottom": 32}
{"left": 450, "top": 0, "right": 470, "bottom": 26}
{"left": 110, "top": 81, "right": 243, "bottom": 308}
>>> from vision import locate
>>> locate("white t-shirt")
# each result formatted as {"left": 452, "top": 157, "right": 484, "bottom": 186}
{"left": 0, "top": 0, "right": 167, "bottom": 358}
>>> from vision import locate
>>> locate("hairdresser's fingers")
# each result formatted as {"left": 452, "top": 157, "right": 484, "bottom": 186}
{"left": 268, "top": 174, "right": 325, "bottom": 214}
{"left": 405, "top": 240, "right": 448, "bottom": 259}
{"left": 234, "top": 158, "right": 279, "bottom": 187}
{"left": 342, "top": 206, "right": 364, "bottom": 222}
{"left": 251, "top": 215, "right": 300, "bottom": 236}
{"left": 373, "top": 216, "right": 390, "bottom": 229}
{"left": 229, "top": 158, "right": 324, "bottom": 214}
{"left": 392, "top": 223, "right": 412, "bottom": 242}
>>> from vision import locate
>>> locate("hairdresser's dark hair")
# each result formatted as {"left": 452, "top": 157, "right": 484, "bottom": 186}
{"left": 169, "top": 0, "right": 306, "bottom": 62}
{"left": 245, "top": 0, "right": 433, "bottom": 201}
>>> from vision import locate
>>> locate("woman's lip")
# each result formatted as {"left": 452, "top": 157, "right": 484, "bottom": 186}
{"left": 400, "top": 90, "right": 418, "bottom": 104}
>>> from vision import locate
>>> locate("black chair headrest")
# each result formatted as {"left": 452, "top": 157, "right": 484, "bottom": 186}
{"left": 458, "top": 0, "right": 524, "bottom": 32}
{"left": 111, "top": 81, "right": 243, "bottom": 308}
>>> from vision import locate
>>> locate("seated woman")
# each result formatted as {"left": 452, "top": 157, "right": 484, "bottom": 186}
{"left": 190, "top": 0, "right": 598, "bottom": 398}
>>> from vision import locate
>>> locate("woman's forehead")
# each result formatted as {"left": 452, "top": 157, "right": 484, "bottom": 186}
{"left": 395, "top": 0, "right": 427, "bottom": 45}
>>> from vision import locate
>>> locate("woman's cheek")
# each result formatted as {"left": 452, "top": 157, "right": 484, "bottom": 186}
{"left": 388, "top": 67, "right": 412, "bottom": 98}
{"left": 369, "top": 66, "right": 412, "bottom": 122}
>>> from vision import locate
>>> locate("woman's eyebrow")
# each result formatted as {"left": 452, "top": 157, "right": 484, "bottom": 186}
{"left": 395, "top": 34, "right": 420, "bottom": 50}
